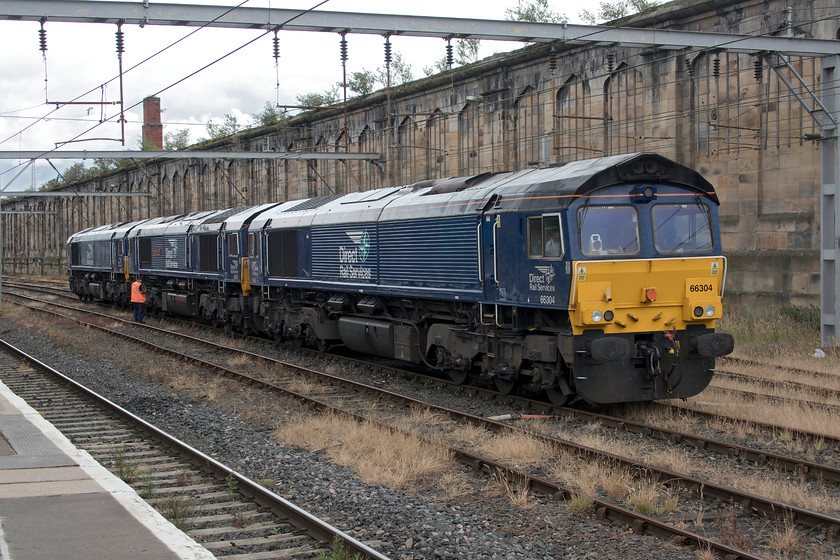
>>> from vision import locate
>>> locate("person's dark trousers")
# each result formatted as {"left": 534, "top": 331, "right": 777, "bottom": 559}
{"left": 133, "top": 302, "right": 145, "bottom": 323}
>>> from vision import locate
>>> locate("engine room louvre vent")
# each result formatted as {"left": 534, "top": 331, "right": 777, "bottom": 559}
{"left": 357, "top": 297, "right": 383, "bottom": 314}
{"left": 286, "top": 195, "right": 342, "bottom": 212}
{"left": 326, "top": 294, "right": 351, "bottom": 312}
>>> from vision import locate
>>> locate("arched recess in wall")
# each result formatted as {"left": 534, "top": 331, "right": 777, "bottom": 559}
{"left": 397, "top": 116, "right": 417, "bottom": 185}
{"left": 458, "top": 103, "right": 481, "bottom": 175}
{"left": 358, "top": 125, "right": 379, "bottom": 191}
{"left": 183, "top": 169, "right": 193, "bottom": 213}
{"left": 514, "top": 86, "right": 544, "bottom": 170}
{"left": 134, "top": 176, "right": 145, "bottom": 219}
{"left": 226, "top": 161, "right": 239, "bottom": 208}
{"left": 170, "top": 171, "right": 181, "bottom": 214}
{"left": 209, "top": 161, "right": 220, "bottom": 209}
{"left": 603, "top": 61, "right": 645, "bottom": 156}
{"left": 307, "top": 136, "right": 324, "bottom": 198}
{"left": 690, "top": 52, "right": 752, "bottom": 157}
{"left": 555, "top": 74, "right": 595, "bottom": 164}
{"left": 160, "top": 175, "right": 171, "bottom": 215}
{"left": 425, "top": 109, "right": 448, "bottom": 180}
{"left": 334, "top": 131, "right": 349, "bottom": 195}
{"left": 196, "top": 163, "right": 208, "bottom": 211}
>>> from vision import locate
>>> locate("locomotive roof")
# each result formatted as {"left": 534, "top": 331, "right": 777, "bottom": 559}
{"left": 222, "top": 203, "right": 283, "bottom": 231}
{"left": 69, "top": 153, "right": 717, "bottom": 238}
{"left": 257, "top": 153, "right": 717, "bottom": 229}
{"left": 490, "top": 152, "right": 718, "bottom": 211}
{"left": 66, "top": 218, "right": 156, "bottom": 243}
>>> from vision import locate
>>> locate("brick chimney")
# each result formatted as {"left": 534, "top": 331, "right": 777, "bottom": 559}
{"left": 142, "top": 96, "right": 163, "bottom": 149}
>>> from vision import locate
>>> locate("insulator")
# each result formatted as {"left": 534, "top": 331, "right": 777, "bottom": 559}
{"left": 606, "top": 51, "right": 615, "bottom": 73}
{"left": 446, "top": 40, "right": 454, "bottom": 68}
{"left": 753, "top": 56, "right": 763, "bottom": 84}
{"left": 38, "top": 21, "right": 47, "bottom": 53}
{"left": 685, "top": 56, "right": 694, "bottom": 79}
{"left": 339, "top": 35, "right": 348, "bottom": 64}
{"left": 115, "top": 25, "right": 125, "bottom": 58}
{"left": 712, "top": 57, "right": 720, "bottom": 80}
{"left": 384, "top": 37, "right": 392, "bottom": 65}
{"left": 273, "top": 30, "right": 280, "bottom": 60}
{"left": 549, "top": 46, "right": 557, "bottom": 76}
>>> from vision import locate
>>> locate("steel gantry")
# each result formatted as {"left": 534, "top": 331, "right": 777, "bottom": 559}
{"left": 1, "top": 0, "right": 840, "bottom": 344}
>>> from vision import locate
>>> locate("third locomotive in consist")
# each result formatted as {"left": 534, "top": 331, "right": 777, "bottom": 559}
{"left": 68, "top": 153, "right": 734, "bottom": 405}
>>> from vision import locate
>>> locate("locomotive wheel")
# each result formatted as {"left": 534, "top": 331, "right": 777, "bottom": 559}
{"left": 495, "top": 376, "right": 519, "bottom": 395}
{"left": 448, "top": 369, "right": 469, "bottom": 384}
{"left": 546, "top": 387, "right": 571, "bottom": 406}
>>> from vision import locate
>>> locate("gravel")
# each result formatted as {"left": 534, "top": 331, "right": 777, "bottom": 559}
{"left": 0, "top": 316, "right": 700, "bottom": 560}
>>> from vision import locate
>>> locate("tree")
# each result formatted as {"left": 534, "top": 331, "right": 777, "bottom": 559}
{"left": 164, "top": 128, "right": 191, "bottom": 150}
{"left": 505, "top": 0, "right": 566, "bottom": 23}
{"left": 347, "top": 52, "right": 415, "bottom": 96}
{"left": 377, "top": 52, "right": 414, "bottom": 86}
{"left": 206, "top": 114, "right": 241, "bottom": 140}
{"left": 579, "top": 0, "right": 659, "bottom": 23}
{"left": 252, "top": 102, "right": 288, "bottom": 128}
{"left": 93, "top": 158, "right": 119, "bottom": 173}
{"left": 295, "top": 86, "right": 340, "bottom": 108}
{"left": 347, "top": 70, "right": 377, "bottom": 96}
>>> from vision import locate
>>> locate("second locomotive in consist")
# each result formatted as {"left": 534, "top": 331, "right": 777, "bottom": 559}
{"left": 68, "top": 153, "right": 734, "bottom": 405}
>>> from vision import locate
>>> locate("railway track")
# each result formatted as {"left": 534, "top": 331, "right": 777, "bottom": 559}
{"left": 7, "top": 280, "right": 840, "bottom": 451}
{"left": 4, "top": 289, "right": 840, "bottom": 559}
{"left": 0, "top": 337, "right": 388, "bottom": 560}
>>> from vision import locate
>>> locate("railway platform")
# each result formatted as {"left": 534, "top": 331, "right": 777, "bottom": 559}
{"left": 0, "top": 380, "right": 215, "bottom": 560}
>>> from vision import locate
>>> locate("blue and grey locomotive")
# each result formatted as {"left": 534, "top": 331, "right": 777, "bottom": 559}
{"left": 68, "top": 153, "right": 734, "bottom": 405}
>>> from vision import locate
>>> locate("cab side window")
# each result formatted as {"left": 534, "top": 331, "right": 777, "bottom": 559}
{"left": 527, "top": 215, "right": 563, "bottom": 259}
{"left": 227, "top": 233, "right": 239, "bottom": 257}
{"left": 248, "top": 232, "right": 259, "bottom": 258}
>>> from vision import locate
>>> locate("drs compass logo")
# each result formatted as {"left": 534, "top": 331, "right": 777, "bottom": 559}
{"left": 339, "top": 230, "right": 373, "bottom": 279}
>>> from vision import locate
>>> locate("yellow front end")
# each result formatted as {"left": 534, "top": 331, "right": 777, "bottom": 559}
{"left": 569, "top": 257, "right": 726, "bottom": 335}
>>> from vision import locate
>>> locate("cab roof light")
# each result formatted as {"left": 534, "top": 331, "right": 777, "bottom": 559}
{"left": 631, "top": 185, "right": 657, "bottom": 203}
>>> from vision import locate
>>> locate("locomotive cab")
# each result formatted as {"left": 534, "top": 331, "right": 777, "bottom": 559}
{"left": 565, "top": 175, "right": 733, "bottom": 403}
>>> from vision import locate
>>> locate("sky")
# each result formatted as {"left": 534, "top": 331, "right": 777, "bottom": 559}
{"left": 0, "top": 0, "right": 603, "bottom": 191}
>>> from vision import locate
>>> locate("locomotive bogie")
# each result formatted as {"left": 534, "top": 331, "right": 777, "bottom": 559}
{"left": 67, "top": 153, "right": 734, "bottom": 405}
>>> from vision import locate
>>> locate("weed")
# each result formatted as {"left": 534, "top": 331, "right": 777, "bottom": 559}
{"left": 767, "top": 515, "right": 804, "bottom": 555}
{"left": 779, "top": 304, "right": 820, "bottom": 330}
{"left": 232, "top": 509, "right": 248, "bottom": 528}
{"left": 112, "top": 444, "right": 138, "bottom": 483}
{"left": 315, "top": 535, "right": 364, "bottom": 560}
{"left": 257, "top": 478, "right": 275, "bottom": 488}
{"left": 627, "top": 489, "right": 656, "bottom": 515}
{"left": 568, "top": 493, "right": 595, "bottom": 515}
{"left": 160, "top": 495, "right": 196, "bottom": 531}
{"left": 716, "top": 506, "right": 752, "bottom": 551}
{"left": 225, "top": 472, "right": 238, "bottom": 500}
{"left": 693, "top": 485, "right": 705, "bottom": 528}
{"left": 437, "top": 471, "right": 471, "bottom": 501}
{"left": 491, "top": 470, "right": 534, "bottom": 510}
{"left": 139, "top": 470, "right": 155, "bottom": 499}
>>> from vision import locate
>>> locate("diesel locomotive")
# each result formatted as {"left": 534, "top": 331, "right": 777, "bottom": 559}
{"left": 68, "top": 153, "right": 734, "bottom": 405}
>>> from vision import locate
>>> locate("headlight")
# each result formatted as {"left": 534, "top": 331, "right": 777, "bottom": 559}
{"left": 704, "top": 305, "right": 716, "bottom": 317}
{"left": 604, "top": 310, "right": 614, "bottom": 322}
{"left": 591, "top": 310, "right": 603, "bottom": 322}
{"left": 693, "top": 306, "right": 704, "bottom": 317}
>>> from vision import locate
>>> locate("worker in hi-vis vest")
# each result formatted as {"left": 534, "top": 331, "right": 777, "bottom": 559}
{"left": 130, "top": 278, "right": 146, "bottom": 323}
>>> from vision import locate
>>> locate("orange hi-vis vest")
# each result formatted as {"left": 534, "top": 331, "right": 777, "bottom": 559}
{"left": 130, "top": 281, "right": 146, "bottom": 304}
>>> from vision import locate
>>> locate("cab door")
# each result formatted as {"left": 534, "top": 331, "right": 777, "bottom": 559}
{"left": 222, "top": 231, "right": 240, "bottom": 283}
